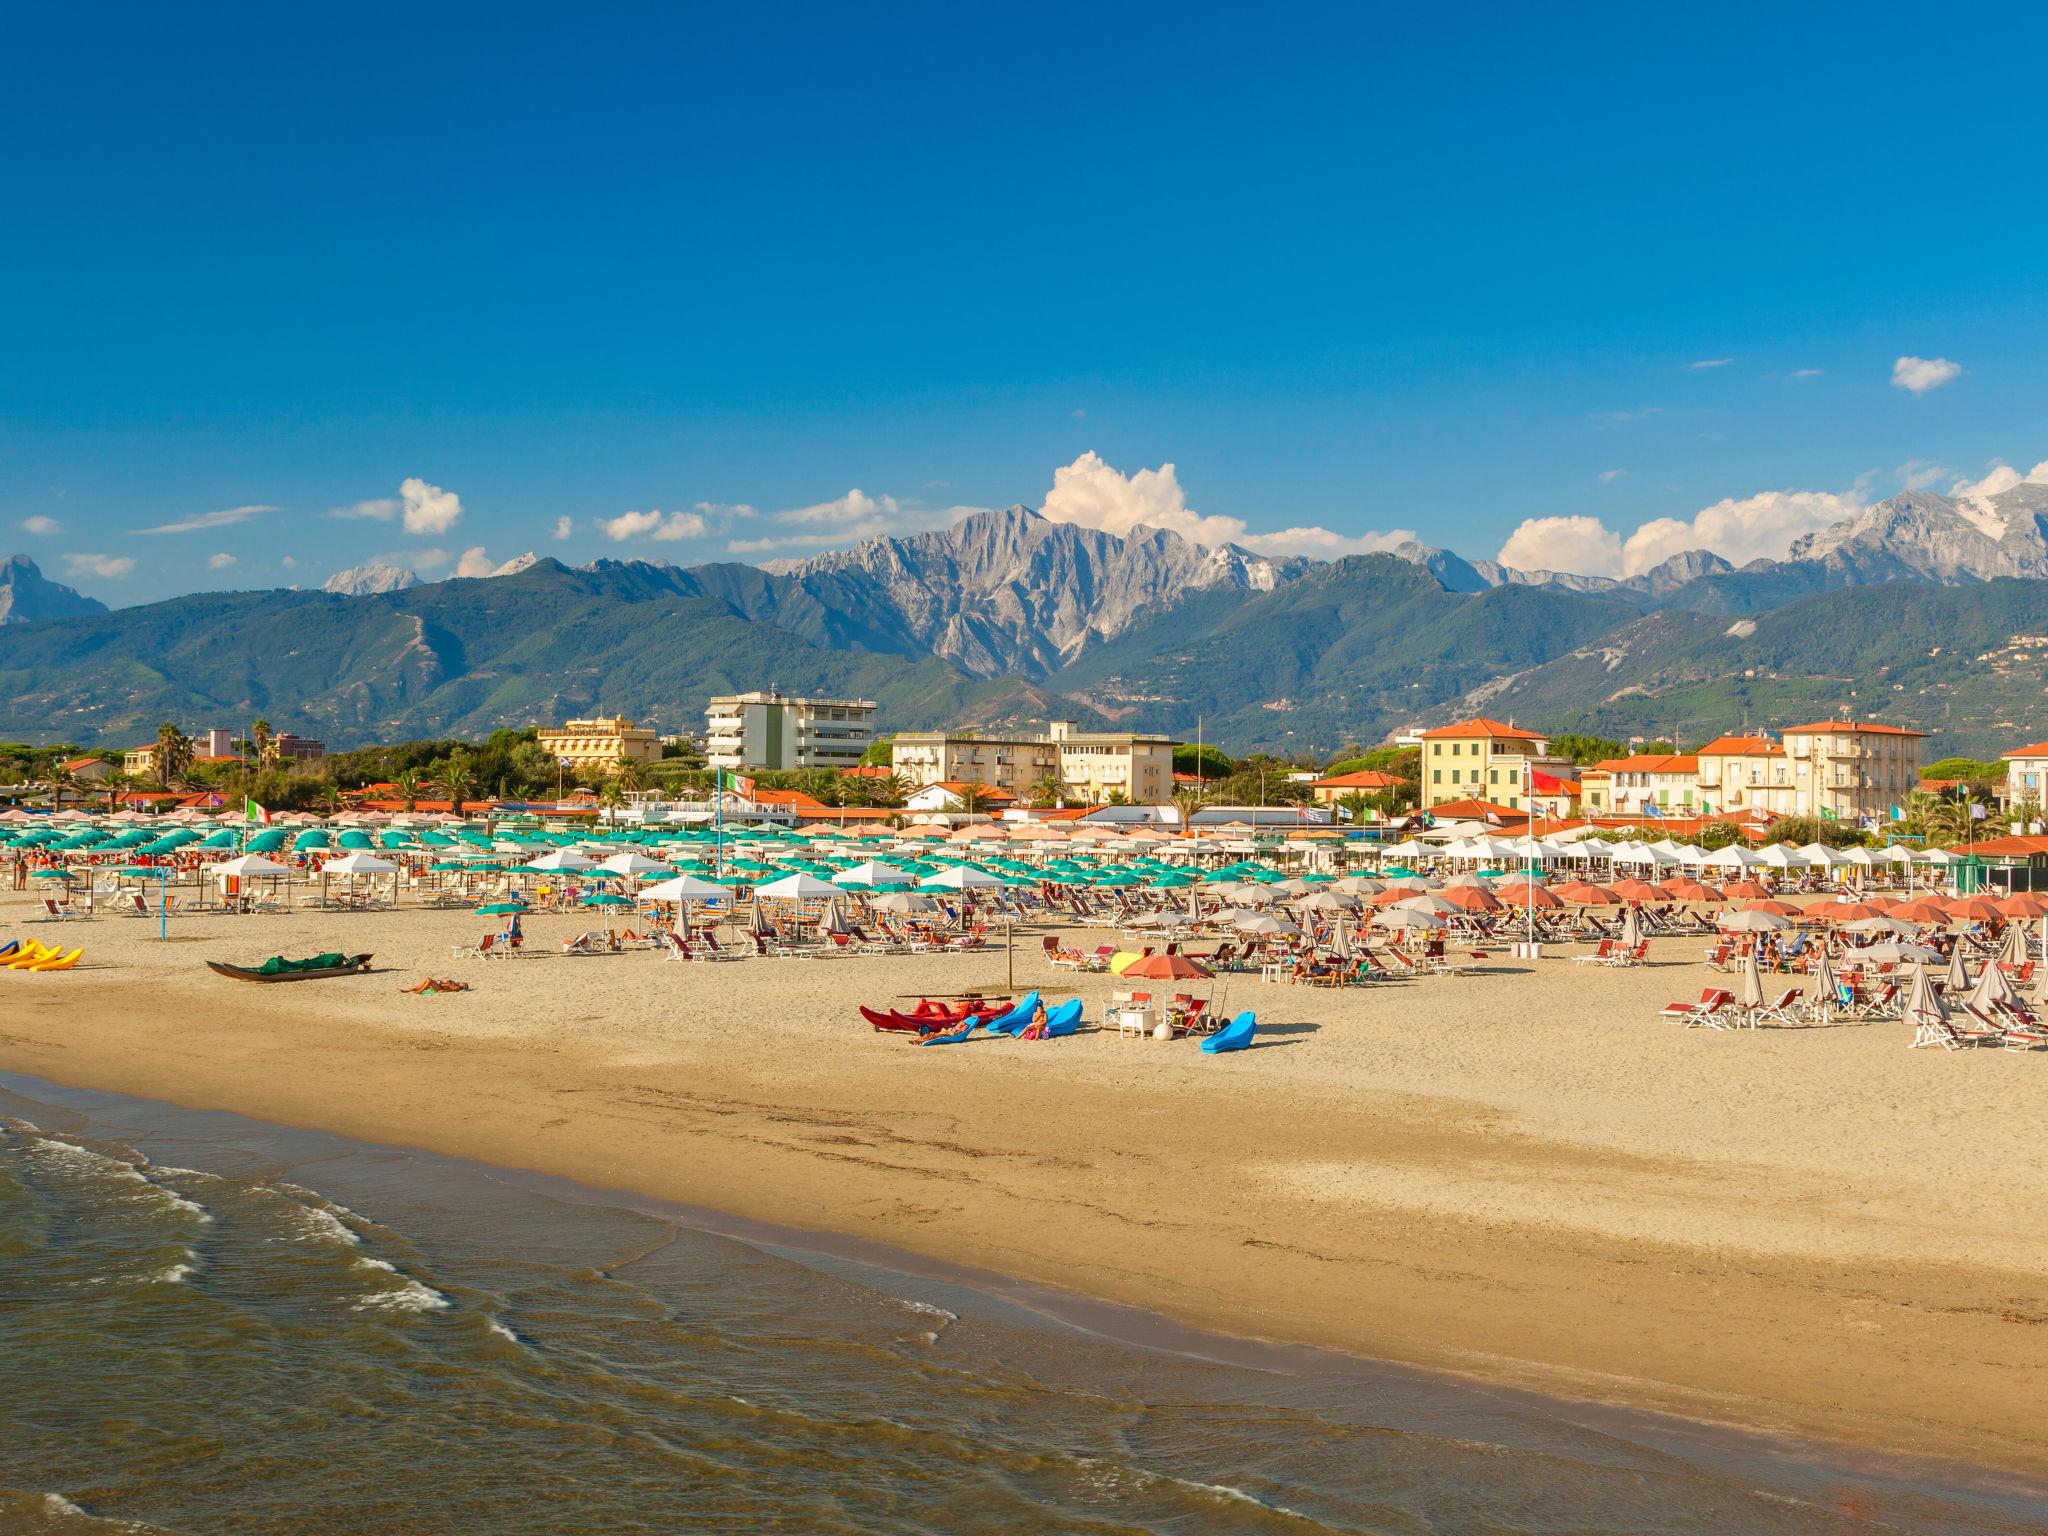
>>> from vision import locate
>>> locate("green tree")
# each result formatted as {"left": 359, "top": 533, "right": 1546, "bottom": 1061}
{"left": 153, "top": 722, "right": 194, "bottom": 789}
{"left": 1172, "top": 743, "right": 1234, "bottom": 781}
{"left": 439, "top": 749, "right": 479, "bottom": 819}
{"left": 1548, "top": 733, "right": 1625, "bottom": 766}
{"left": 393, "top": 769, "right": 422, "bottom": 812}
{"left": 250, "top": 718, "right": 276, "bottom": 768}
{"left": 953, "top": 782, "right": 991, "bottom": 815}
{"left": 869, "top": 773, "right": 911, "bottom": 809}
{"left": 860, "top": 734, "right": 896, "bottom": 767}
{"left": 1027, "top": 774, "right": 1066, "bottom": 809}
{"left": 614, "top": 755, "right": 647, "bottom": 794}
{"left": 1334, "top": 789, "right": 1373, "bottom": 824}
{"left": 42, "top": 762, "right": 77, "bottom": 809}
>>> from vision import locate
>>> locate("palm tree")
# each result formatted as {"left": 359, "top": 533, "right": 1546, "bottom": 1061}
{"left": 250, "top": 718, "right": 276, "bottom": 768}
{"left": 595, "top": 777, "right": 625, "bottom": 811}
{"left": 1335, "top": 789, "right": 1372, "bottom": 825}
{"left": 440, "top": 749, "right": 479, "bottom": 819}
{"left": 1027, "top": 774, "right": 1065, "bottom": 809}
{"left": 153, "top": 723, "right": 194, "bottom": 790}
{"left": 614, "top": 755, "right": 647, "bottom": 794}
{"left": 953, "top": 782, "right": 991, "bottom": 815}
{"left": 872, "top": 773, "right": 912, "bottom": 809}
{"left": 393, "top": 769, "right": 422, "bottom": 812}
{"left": 102, "top": 767, "right": 129, "bottom": 815}
{"left": 42, "top": 763, "right": 77, "bottom": 810}
{"left": 1172, "top": 788, "right": 1207, "bottom": 827}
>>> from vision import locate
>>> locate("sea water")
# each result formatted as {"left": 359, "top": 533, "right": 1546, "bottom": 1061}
{"left": 2, "top": 1073, "right": 2041, "bottom": 1535}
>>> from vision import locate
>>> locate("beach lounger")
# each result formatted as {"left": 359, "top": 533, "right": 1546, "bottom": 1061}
{"left": 40, "top": 898, "right": 79, "bottom": 922}
{"left": 1909, "top": 1007, "right": 1961, "bottom": 1051}
{"left": 1661, "top": 987, "right": 1733, "bottom": 1028}
{"left": 1573, "top": 939, "right": 1617, "bottom": 966}
{"left": 1751, "top": 987, "right": 1804, "bottom": 1028}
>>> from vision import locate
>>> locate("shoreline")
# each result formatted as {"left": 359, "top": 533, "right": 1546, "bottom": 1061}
{"left": 6, "top": 897, "right": 2047, "bottom": 1488}
{"left": 9, "top": 1064, "right": 2045, "bottom": 1518}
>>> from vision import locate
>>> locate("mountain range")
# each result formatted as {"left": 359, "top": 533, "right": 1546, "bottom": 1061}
{"left": 4, "top": 482, "right": 2047, "bottom": 760}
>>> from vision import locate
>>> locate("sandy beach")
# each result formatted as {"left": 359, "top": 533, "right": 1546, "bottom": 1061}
{"left": 6, "top": 889, "right": 2046, "bottom": 1482}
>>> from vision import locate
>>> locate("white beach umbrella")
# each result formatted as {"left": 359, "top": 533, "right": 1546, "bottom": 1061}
{"left": 322, "top": 851, "right": 398, "bottom": 875}
{"left": 919, "top": 865, "right": 1007, "bottom": 890}
{"left": 1856, "top": 939, "right": 1941, "bottom": 964}
{"left": 870, "top": 891, "right": 936, "bottom": 913}
{"left": 1394, "top": 893, "right": 1462, "bottom": 916}
{"left": 595, "top": 850, "right": 670, "bottom": 878}
{"left": 838, "top": 860, "right": 919, "bottom": 886}
{"left": 524, "top": 848, "right": 597, "bottom": 872}
{"left": 1372, "top": 907, "right": 1449, "bottom": 931}
{"left": 1701, "top": 845, "right": 1759, "bottom": 871}
{"left": 755, "top": 872, "right": 846, "bottom": 899}
{"left": 1808, "top": 947, "right": 1838, "bottom": 1019}
{"left": 1233, "top": 913, "right": 1302, "bottom": 936}
{"left": 1718, "top": 908, "right": 1791, "bottom": 933}
{"left": 1751, "top": 845, "right": 1799, "bottom": 870}
{"left": 640, "top": 874, "right": 736, "bottom": 902}
{"left": 208, "top": 853, "right": 292, "bottom": 877}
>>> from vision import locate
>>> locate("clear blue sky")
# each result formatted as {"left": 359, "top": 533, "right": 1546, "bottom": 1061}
{"left": 5, "top": 3, "right": 2045, "bottom": 601}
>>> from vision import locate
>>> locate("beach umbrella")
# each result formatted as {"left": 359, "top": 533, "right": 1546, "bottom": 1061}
{"left": 1722, "top": 880, "right": 1775, "bottom": 900}
{"left": 1840, "top": 915, "right": 1913, "bottom": 935}
{"left": 1621, "top": 905, "right": 1642, "bottom": 949}
{"left": 838, "top": 860, "right": 919, "bottom": 886}
{"left": 1436, "top": 884, "right": 1501, "bottom": 913}
{"left": 1997, "top": 920, "right": 2028, "bottom": 970}
{"left": 323, "top": 851, "right": 398, "bottom": 875}
{"left": 639, "top": 874, "right": 735, "bottom": 902}
{"left": 594, "top": 850, "right": 671, "bottom": 878}
{"left": 1609, "top": 879, "right": 1664, "bottom": 904}
{"left": 1394, "top": 893, "right": 1463, "bottom": 917}
{"left": 28, "top": 868, "right": 76, "bottom": 881}
{"left": 1902, "top": 961, "right": 1947, "bottom": 1027}
{"left": 208, "top": 853, "right": 292, "bottom": 877}
{"left": 1717, "top": 908, "right": 1790, "bottom": 933}
{"left": 1892, "top": 897, "right": 1952, "bottom": 925}
{"left": 1552, "top": 881, "right": 1620, "bottom": 905}
{"left": 1121, "top": 951, "right": 1213, "bottom": 980}
{"left": 1944, "top": 943, "right": 1969, "bottom": 993}
{"left": 1233, "top": 913, "right": 1301, "bottom": 936}
{"left": 1292, "top": 889, "right": 1359, "bottom": 913}
{"left": 1372, "top": 907, "right": 1448, "bottom": 931}
{"left": 1664, "top": 879, "right": 1724, "bottom": 903}
{"left": 1945, "top": 895, "right": 2004, "bottom": 924}
{"left": 1739, "top": 899, "right": 1804, "bottom": 918}
{"left": 920, "top": 865, "right": 1007, "bottom": 890}
{"left": 756, "top": 872, "right": 847, "bottom": 900}
{"left": 1737, "top": 946, "right": 1766, "bottom": 1011}
{"left": 580, "top": 892, "right": 633, "bottom": 907}
{"left": 1994, "top": 892, "right": 2048, "bottom": 919}
{"left": 476, "top": 900, "right": 527, "bottom": 916}
{"left": 869, "top": 892, "right": 935, "bottom": 914}
{"left": 1856, "top": 939, "right": 1941, "bottom": 964}
{"left": 525, "top": 848, "right": 597, "bottom": 872}
{"left": 1818, "top": 901, "right": 1886, "bottom": 923}
{"left": 1494, "top": 880, "right": 1562, "bottom": 910}
{"left": 1968, "top": 951, "right": 2019, "bottom": 1015}
{"left": 1808, "top": 947, "right": 1838, "bottom": 1020}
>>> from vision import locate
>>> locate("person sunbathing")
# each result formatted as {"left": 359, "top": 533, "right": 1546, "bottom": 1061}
{"left": 1019, "top": 1001, "right": 1050, "bottom": 1040}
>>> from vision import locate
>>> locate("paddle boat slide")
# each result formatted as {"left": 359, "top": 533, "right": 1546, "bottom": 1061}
{"left": 1200, "top": 1011, "right": 1257, "bottom": 1054}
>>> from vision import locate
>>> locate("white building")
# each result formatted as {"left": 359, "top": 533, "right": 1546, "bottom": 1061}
{"left": 703, "top": 690, "right": 877, "bottom": 771}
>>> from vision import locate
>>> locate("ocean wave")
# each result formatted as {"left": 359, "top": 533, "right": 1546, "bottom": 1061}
{"left": 28, "top": 1139, "right": 213, "bottom": 1224}
{"left": 293, "top": 1206, "right": 360, "bottom": 1246}
{"left": 350, "top": 1258, "right": 451, "bottom": 1314}
{"left": 487, "top": 1320, "right": 519, "bottom": 1343}
{"left": 148, "top": 1261, "right": 196, "bottom": 1286}
{"left": 897, "top": 1299, "right": 958, "bottom": 1323}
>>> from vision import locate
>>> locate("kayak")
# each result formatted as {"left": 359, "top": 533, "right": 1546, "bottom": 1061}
{"left": 206, "top": 952, "right": 373, "bottom": 983}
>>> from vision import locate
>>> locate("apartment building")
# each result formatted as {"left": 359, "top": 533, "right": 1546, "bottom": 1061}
{"left": 1693, "top": 735, "right": 1798, "bottom": 816}
{"left": 702, "top": 691, "right": 876, "bottom": 771}
{"left": 890, "top": 719, "right": 1176, "bottom": 804}
{"left": 536, "top": 715, "right": 662, "bottom": 771}
{"left": 2002, "top": 739, "right": 2048, "bottom": 812}
{"left": 1779, "top": 721, "right": 1926, "bottom": 822}
{"left": 1418, "top": 718, "right": 1565, "bottom": 812}
{"left": 1578, "top": 754, "right": 1700, "bottom": 817}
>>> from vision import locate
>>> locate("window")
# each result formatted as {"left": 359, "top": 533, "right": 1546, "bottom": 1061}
{"left": 1432, "top": 770, "right": 1441, "bottom": 784}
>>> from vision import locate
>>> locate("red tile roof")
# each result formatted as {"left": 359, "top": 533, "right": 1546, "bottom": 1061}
{"left": 2001, "top": 742, "right": 2048, "bottom": 759}
{"left": 1694, "top": 735, "right": 1784, "bottom": 756}
{"left": 1418, "top": 717, "right": 1544, "bottom": 741}
{"left": 1310, "top": 769, "right": 1402, "bottom": 790}
{"left": 1780, "top": 720, "right": 1927, "bottom": 736}
{"left": 1585, "top": 754, "right": 1698, "bottom": 774}
{"left": 1427, "top": 797, "right": 1528, "bottom": 822}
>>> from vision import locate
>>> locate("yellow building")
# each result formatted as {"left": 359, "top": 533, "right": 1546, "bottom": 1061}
{"left": 537, "top": 715, "right": 661, "bottom": 771}
{"left": 2001, "top": 739, "right": 2048, "bottom": 814}
{"left": 891, "top": 719, "right": 1177, "bottom": 804}
{"left": 1780, "top": 720, "right": 1926, "bottom": 822}
{"left": 1578, "top": 754, "right": 1700, "bottom": 816}
{"left": 1418, "top": 718, "right": 1554, "bottom": 811}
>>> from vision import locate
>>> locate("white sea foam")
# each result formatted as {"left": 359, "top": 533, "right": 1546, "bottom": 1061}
{"left": 43, "top": 1493, "right": 88, "bottom": 1516}
{"left": 295, "top": 1206, "right": 360, "bottom": 1246}
{"left": 148, "top": 1258, "right": 196, "bottom": 1285}
{"left": 487, "top": 1320, "right": 518, "bottom": 1343}
{"left": 898, "top": 1299, "right": 957, "bottom": 1323}
{"left": 350, "top": 1259, "right": 451, "bottom": 1313}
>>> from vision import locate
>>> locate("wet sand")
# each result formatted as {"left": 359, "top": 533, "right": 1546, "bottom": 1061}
{"left": 5, "top": 890, "right": 2045, "bottom": 1481}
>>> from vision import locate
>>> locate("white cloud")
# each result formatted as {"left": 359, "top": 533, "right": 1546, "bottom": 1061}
{"left": 281, "top": 555, "right": 297, "bottom": 569}
{"left": 327, "top": 497, "right": 399, "bottom": 522}
{"left": 63, "top": 553, "right": 137, "bottom": 579}
{"left": 1593, "top": 407, "right": 1662, "bottom": 425}
{"left": 1495, "top": 516, "right": 1626, "bottom": 578}
{"left": 207, "top": 552, "right": 237, "bottom": 570}
{"left": 1892, "top": 356, "right": 1961, "bottom": 394}
{"left": 454, "top": 546, "right": 496, "bottom": 578}
{"left": 725, "top": 489, "right": 975, "bottom": 555}
{"left": 400, "top": 478, "right": 463, "bottom": 535}
{"left": 1039, "top": 452, "right": 1252, "bottom": 545}
{"left": 140, "top": 504, "right": 277, "bottom": 535}
{"left": 1240, "top": 525, "right": 1416, "bottom": 559}
{"left": 20, "top": 515, "right": 59, "bottom": 535}
{"left": 597, "top": 508, "right": 710, "bottom": 542}
{"left": 1618, "top": 489, "right": 1863, "bottom": 575}
{"left": 1790, "top": 368, "right": 1824, "bottom": 380}
{"left": 1897, "top": 458, "right": 1949, "bottom": 491}
{"left": 551, "top": 516, "right": 573, "bottom": 541}
{"left": 1686, "top": 358, "right": 1733, "bottom": 370}
{"left": 1597, "top": 468, "right": 1626, "bottom": 485}
{"left": 1950, "top": 460, "right": 2048, "bottom": 504}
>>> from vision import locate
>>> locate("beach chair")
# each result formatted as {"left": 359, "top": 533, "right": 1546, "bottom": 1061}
{"left": 1854, "top": 982, "right": 1901, "bottom": 1020}
{"left": 1750, "top": 987, "right": 1804, "bottom": 1029}
{"left": 1660, "top": 987, "right": 1733, "bottom": 1028}
{"left": 1043, "top": 935, "right": 1085, "bottom": 971}
{"left": 1908, "top": 1006, "right": 1961, "bottom": 1051}
{"left": 661, "top": 931, "right": 692, "bottom": 961}
{"left": 1951, "top": 1004, "right": 2008, "bottom": 1048}
{"left": 1702, "top": 939, "right": 1734, "bottom": 970}
{"left": 450, "top": 932, "right": 491, "bottom": 960}
{"left": 1602, "top": 940, "right": 1650, "bottom": 968}
{"left": 1573, "top": 939, "right": 1617, "bottom": 966}
{"left": 40, "top": 897, "right": 78, "bottom": 922}
{"left": 120, "top": 891, "right": 151, "bottom": 918}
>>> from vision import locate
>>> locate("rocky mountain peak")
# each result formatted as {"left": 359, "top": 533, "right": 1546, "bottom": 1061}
{"left": 322, "top": 562, "right": 421, "bottom": 596}
{"left": 0, "top": 554, "right": 111, "bottom": 625}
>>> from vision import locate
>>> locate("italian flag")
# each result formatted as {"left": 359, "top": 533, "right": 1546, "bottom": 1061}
{"left": 245, "top": 797, "right": 270, "bottom": 826}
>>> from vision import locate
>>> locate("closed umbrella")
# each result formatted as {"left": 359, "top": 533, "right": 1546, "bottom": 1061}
{"left": 1967, "top": 953, "right": 2018, "bottom": 1015}
{"left": 1998, "top": 920, "right": 2029, "bottom": 970}
{"left": 1621, "top": 905, "right": 1642, "bottom": 949}
{"left": 1808, "top": 946, "right": 1838, "bottom": 1021}
{"left": 1737, "top": 945, "right": 1766, "bottom": 1012}
{"left": 1943, "top": 943, "right": 1969, "bottom": 994}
